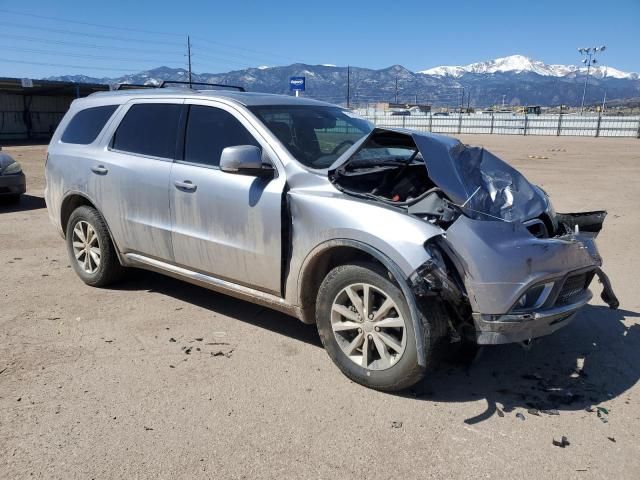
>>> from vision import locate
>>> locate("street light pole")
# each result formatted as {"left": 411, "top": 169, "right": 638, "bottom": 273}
{"left": 578, "top": 45, "right": 606, "bottom": 114}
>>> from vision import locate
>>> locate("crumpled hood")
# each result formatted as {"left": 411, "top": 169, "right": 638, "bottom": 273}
{"left": 330, "top": 128, "right": 548, "bottom": 223}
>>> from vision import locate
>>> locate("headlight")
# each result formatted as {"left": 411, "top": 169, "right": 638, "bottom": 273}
{"left": 2, "top": 161, "right": 22, "bottom": 175}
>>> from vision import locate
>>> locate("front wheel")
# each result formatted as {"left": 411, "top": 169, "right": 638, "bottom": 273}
{"left": 316, "top": 262, "right": 426, "bottom": 391}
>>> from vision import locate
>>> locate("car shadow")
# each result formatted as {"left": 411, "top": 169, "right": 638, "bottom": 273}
{"left": 0, "top": 194, "right": 46, "bottom": 213}
{"left": 113, "top": 270, "right": 639, "bottom": 423}
{"left": 115, "top": 269, "right": 323, "bottom": 348}
{"left": 408, "top": 305, "right": 640, "bottom": 424}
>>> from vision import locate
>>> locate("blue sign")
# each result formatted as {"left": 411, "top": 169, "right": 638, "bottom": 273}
{"left": 289, "top": 76, "right": 305, "bottom": 91}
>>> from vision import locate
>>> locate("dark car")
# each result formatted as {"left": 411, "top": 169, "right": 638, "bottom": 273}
{"left": 0, "top": 148, "right": 26, "bottom": 202}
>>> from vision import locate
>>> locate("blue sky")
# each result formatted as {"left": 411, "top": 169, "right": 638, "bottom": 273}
{"left": 0, "top": 0, "right": 638, "bottom": 78}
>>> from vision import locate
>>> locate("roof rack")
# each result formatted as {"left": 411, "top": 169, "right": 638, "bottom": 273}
{"left": 114, "top": 83, "right": 158, "bottom": 90}
{"left": 159, "top": 80, "right": 245, "bottom": 92}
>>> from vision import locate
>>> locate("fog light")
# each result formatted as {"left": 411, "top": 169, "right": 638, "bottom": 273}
{"left": 513, "top": 282, "right": 555, "bottom": 312}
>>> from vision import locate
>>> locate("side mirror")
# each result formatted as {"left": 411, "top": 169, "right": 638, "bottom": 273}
{"left": 220, "top": 145, "right": 274, "bottom": 177}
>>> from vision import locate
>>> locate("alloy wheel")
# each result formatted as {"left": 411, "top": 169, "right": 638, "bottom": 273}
{"left": 71, "top": 220, "right": 101, "bottom": 274}
{"left": 331, "top": 283, "right": 407, "bottom": 370}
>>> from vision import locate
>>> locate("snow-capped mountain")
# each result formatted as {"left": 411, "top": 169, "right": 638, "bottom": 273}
{"left": 420, "top": 54, "right": 639, "bottom": 79}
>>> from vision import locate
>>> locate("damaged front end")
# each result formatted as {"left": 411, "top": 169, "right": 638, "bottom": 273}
{"left": 329, "top": 128, "right": 619, "bottom": 346}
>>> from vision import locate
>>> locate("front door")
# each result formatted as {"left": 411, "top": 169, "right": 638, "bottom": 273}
{"left": 169, "top": 102, "right": 285, "bottom": 294}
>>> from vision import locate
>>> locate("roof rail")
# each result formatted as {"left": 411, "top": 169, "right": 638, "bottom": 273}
{"left": 159, "top": 80, "right": 245, "bottom": 92}
{"left": 114, "top": 83, "right": 159, "bottom": 90}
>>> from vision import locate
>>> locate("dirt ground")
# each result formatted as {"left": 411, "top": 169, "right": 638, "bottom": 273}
{"left": 1, "top": 135, "right": 639, "bottom": 479}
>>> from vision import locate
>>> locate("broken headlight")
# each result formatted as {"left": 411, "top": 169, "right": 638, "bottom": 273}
{"left": 512, "top": 282, "right": 554, "bottom": 312}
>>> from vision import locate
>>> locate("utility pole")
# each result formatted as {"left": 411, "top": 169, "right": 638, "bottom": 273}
{"left": 187, "top": 35, "right": 193, "bottom": 88}
{"left": 459, "top": 87, "right": 464, "bottom": 112}
{"left": 578, "top": 46, "right": 606, "bottom": 114}
{"left": 467, "top": 90, "right": 471, "bottom": 111}
{"left": 347, "top": 66, "right": 350, "bottom": 109}
{"left": 394, "top": 75, "right": 398, "bottom": 104}
{"left": 601, "top": 90, "right": 607, "bottom": 114}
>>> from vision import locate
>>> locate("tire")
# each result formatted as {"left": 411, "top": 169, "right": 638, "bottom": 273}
{"left": 316, "top": 262, "right": 445, "bottom": 391}
{"left": 65, "top": 205, "right": 123, "bottom": 287}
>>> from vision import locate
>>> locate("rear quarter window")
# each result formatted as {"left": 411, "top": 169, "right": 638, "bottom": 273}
{"left": 61, "top": 105, "right": 118, "bottom": 144}
{"left": 111, "top": 103, "right": 182, "bottom": 159}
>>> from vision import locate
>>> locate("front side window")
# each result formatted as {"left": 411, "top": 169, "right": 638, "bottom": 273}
{"left": 61, "top": 105, "right": 118, "bottom": 144}
{"left": 112, "top": 103, "right": 182, "bottom": 159}
{"left": 183, "top": 105, "right": 259, "bottom": 167}
{"left": 249, "top": 105, "right": 372, "bottom": 169}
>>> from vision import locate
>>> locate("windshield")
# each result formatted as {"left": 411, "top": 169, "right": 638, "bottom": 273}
{"left": 249, "top": 105, "right": 373, "bottom": 169}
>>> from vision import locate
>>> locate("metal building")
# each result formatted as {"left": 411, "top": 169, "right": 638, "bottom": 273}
{"left": 0, "top": 78, "right": 109, "bottom": 143}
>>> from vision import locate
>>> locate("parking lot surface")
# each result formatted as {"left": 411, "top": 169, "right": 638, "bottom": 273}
{"left": 1, "top": 136, "right": 639, "bottom": 479}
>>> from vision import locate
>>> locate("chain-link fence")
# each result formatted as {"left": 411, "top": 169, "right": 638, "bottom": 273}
{"left": 357, "top": 112, "right": 640, "bottom": 138}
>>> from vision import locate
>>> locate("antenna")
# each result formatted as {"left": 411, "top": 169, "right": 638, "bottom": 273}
{"left": 187, "top": 35, "right": 193, "bottom": 88}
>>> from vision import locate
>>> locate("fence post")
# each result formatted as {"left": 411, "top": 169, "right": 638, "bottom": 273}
{"left": 490, "top": 113, "right": 494, "bottom": 134}
{"left": 637, "top": 117, "right": 640, "bottom": 139}
{"left": 523, "top": 114, "right": 528, "bottom": 136}
{"left": 595, "top": 114, "right": 602, "bottom": 137}
{"left": 402, "top": 115, "right": 406, "bottom": 129}
{"left": 556, "top": 114, "right": 562, "bottom": 136}
{"left": 428, "top": 113, "right": 432, "bottom": 132}
{"left": 458, "top": 113, "right": 462, "bottom": 134}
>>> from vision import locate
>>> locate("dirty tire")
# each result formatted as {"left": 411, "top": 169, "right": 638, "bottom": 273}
{"left": 66, "top": 205, "right": 123, "bottom": 287}
{"left": 316, "top": 262, "right": 428, "bottom": 392}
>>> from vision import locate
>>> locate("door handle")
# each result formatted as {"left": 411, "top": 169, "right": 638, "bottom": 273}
{"left": 91, "top": 165, "right": 108, "bottom": 175}
{"left": 173, "top": 180, "right": 197, "bottom": 192}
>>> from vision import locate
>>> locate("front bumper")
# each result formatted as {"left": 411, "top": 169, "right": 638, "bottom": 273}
{"left": 0, "top": 172, "right": 26, "bottom": 196}
{"left": 440, "top": 214, "right": 618, "bottom": 345}
{"left": 473, "top": 289, "right": 591, "bottom": 344}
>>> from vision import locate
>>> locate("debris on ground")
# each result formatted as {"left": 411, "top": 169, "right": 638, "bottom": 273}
{"left": 607, "top": 437, "right": 616, "bottom": 443}
{"left": 144, "top": 426, "right": 154, "bottom": 431}
{"left": 596, "top": 407, "right": 609, "bottom": 423}
{"left": 195, "top": 338, "right": 203, "bottom": 342}
{"left": 528, "top": 155, "right": 549, "bottom": 159}
{"left": 516, "top": 412, "right": 526, "bottom": 421}
{"left": 496, "top": 407, "right": 505, "bottom": 417}
{"left": 391, "top": 421, "right": 403, "bottom": 428}
{"left": 552, "top": 436, "right": 570, "bottom": 448}
{"left": 541, "top": 408, "right": 559, "bottom": 416}
{"left": 169, "top": 337, "right": 176, "bottom": 343}
{"left": 183, "top": 346, "right": 192, "bottom": 355}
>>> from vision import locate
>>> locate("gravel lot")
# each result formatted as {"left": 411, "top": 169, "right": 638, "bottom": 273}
{"left": 1, "top": 136, "right": 639, "bottom": 479}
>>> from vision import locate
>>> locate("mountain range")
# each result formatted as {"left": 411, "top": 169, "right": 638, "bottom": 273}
{"left": 48, "top": 55, "right": 640, "bottom": 108}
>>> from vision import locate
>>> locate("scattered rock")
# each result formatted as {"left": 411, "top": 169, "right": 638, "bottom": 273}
{"left": 552, "top": 436, "right": 570, "bottom": 448}
{"left": 391, "top": 421, "right": 403, "bottom": 429}
{"left": 195, "top": 338, "right": 203, "bottom": 342}
{"left": 516, "top": 412, "right": 526, "bottom": 421}
{"left": 496, "top": 407, "right": 505, "bottom": 418}
{"left": 607, "top": 437, "right": 616, "bottom": 443}
{"left": 169, "top": 337, "right": 176, "bottom": 343}
{"left": 527, "top": 408, "right": 541, "bottom": 416}
{"left": 144, "top": 426, "right": 154, "bottom": 431}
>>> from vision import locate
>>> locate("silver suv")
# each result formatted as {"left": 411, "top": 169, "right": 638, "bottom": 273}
{"left": 45, "top": 87, "right": 618, "bottom": 391}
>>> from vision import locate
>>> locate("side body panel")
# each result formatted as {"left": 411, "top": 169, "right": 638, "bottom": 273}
{"left": 169, "top": 99, "right": 287, "bottom": 294}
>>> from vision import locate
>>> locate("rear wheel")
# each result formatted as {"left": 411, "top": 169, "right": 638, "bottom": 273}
{"left": 316, "top": 262, "right": 430, "bottom": 391}
{"left": 65, "top": 205, "right": 123, "bottom": 287}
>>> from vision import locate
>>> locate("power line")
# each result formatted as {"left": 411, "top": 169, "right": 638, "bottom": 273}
{"left": 0, "top": 45, "right": 185, "bottom": 65}
{"left": 0, "top": 57, "right": 148, "bottom": 73}
{"left": 191, "top": 36, "right": 297, "bottom": 64}
{"left": 0, "top": 8, "right": 184, "bottom": 37}
{"left": 2, "top": 33, "right": 185, "bottom": 56}
{"left": 0, "top": 21, "right": 180, "bottom": 46}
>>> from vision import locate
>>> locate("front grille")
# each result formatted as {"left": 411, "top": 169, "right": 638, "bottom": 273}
{"left": 556, "top": 273, "right": 590, "bottom": 305}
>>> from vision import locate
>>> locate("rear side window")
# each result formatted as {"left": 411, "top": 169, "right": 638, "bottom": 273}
{"left": 184, "top": 105, "right": 259, "bottom": 167}
{"left": 112, "top": 103, "right": 182, "bottom": 159}
{"left": 61, "top": 105, "right": 118, "bottom": 144}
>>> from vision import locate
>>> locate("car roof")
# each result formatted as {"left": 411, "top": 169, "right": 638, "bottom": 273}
{"left": 87, "top": 88, "right": 337, "bottom": 108}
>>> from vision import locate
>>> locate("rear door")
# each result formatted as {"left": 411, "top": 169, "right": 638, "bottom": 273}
{"left": 169, "top": 101, "right": 285, "bottom": 294}
{"left": 97, "top": 99, "right": 183, "bottom": 261}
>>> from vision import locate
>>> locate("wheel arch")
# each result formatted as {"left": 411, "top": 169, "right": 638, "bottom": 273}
{"left": 60, "top": 191, "right": 124, "bottom": 264}
{"left": 297, "top": 239, "right": 428, "bottom": 368}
